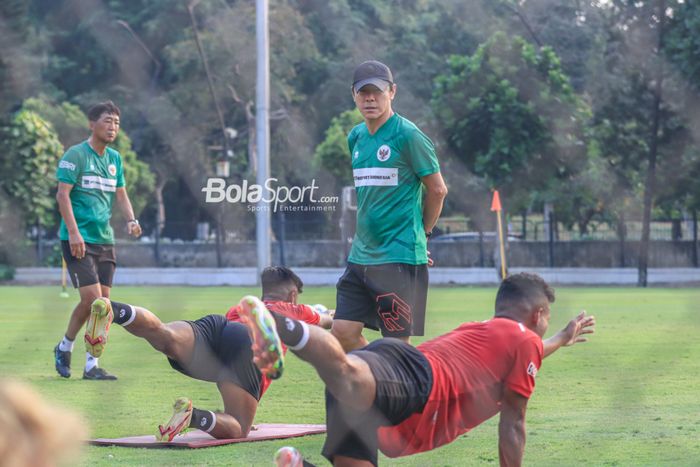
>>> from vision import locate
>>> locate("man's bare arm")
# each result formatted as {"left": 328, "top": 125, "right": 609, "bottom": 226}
{"left": 421, "top": 172, "right": 447, "bottom": 233}
{"left": 499, "top": 388, "right": 528, "bottom": 467}
{"left": 56, "top": 182, "right": 85, "bottom": 258}
{"left": 115, "top": 187, "right": 142, "bottom": 237}
{"left": 543, "top": 311, "right": 596, "bottom": 358}
{"left": 318, "top": 312, "right": 334, "bottom": 329}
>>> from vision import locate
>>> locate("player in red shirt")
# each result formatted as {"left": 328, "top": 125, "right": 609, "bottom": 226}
{"left": 226, "top": 273, "right": 333, "bottom": 397}
{"left": 240, "top": 272, "right": 595, "bottom": 466}
{"left": 87, "top": 266, "right": 331, "bottom": 442}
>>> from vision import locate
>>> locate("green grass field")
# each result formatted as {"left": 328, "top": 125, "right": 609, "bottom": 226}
{"left": 1, "top": 285, "right": 699, "bottom": 466}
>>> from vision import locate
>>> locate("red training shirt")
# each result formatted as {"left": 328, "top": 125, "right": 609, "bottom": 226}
{"left": 226, "top": 300, "right": 321, "bottom": 397}
{"left": 377, "top": 317, "right": 543, "bottom": 457}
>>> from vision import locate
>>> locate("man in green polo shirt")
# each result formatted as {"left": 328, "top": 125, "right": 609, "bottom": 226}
{"left": 332, "top": 60, "right": 448, "bottom": 352}
{"left": 53, "top": 101, "right": 142, "bottom": 380}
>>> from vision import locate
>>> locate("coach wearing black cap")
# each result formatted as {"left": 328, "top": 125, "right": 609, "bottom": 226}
{"left": 331, "top": 60, "right": 448, "bottom": 352}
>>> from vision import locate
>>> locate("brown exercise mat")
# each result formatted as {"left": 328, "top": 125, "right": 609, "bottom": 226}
{"left": 89, "top": 423, "right": 326, "bottom": 449}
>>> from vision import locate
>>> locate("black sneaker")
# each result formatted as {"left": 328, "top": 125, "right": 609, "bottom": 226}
{"left": 54, "top": 345, "right": 71, "bottom": 378}
{"left": 83, "top": 367, "right": 118, "bottom": 380}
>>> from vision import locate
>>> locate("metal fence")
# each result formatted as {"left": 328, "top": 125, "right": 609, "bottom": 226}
{"left": 436, "top": 217, "right": 700, "bottom": 242}
{"left": 16, "top": 215, "right": 700, "bottom": 269}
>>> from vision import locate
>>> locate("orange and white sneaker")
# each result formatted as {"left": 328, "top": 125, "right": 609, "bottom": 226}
{"left": 156, "top": 397, "right": 193, "bottom": 442}
{"left": 85, "top": 298, "right": 113, "bottom": 357}
{"left": 237, "top": 295, "right": 284, "bottom": 379}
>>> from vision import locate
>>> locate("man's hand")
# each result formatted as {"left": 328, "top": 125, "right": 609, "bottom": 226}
{"left": 427, "top": 250, "right": 434, "bottom": 267}
{"left": 561, "top": 311, "right": 596, "bottom": 347}
{"left": 543, "top": 311, "right": 596, "bottom": 358}
{"left": 69, "top": 231, "right": 86, "bottom": 259}
{"left": 127, "top": 220, "right": 142, "bottom": 237}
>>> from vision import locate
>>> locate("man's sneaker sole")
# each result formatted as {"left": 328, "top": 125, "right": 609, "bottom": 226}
{"left": 85, "top": 298, "right": 113, "bottom": 357}
{"left": 238, "top": 296, "right": 284, "bottom": 379}
{"left": 156, "top": 397, "right": 193, "bottom": 442}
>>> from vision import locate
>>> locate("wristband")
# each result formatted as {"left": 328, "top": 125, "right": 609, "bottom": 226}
{"left": 128, "top": 219, "right": 139, "bottom": 225}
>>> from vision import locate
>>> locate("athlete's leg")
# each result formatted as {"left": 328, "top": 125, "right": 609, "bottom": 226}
{"left": 206, "top": 381, "right": 258, "bottom": 439}
{"left": 330, "top": 320, "right": 369, "bottom": 352}
{"left": 333, "top": 264, "right": 376, "bottom": 353}
{"left": 65, "top": 283, "right": 102, "bottom": 340}
{"left": 240, "top": 297, "right": 376, "bottom": 411}
{"left": 158, "top": 382, "right": 258, "bottom": 441}
{"left": 107, "top": 299, "right": 194, "bottom": 363}
{"left": 294, "top": 324, "right": 376, "bottom": 410}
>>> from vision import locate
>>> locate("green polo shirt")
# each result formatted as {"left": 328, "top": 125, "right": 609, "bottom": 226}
{"left": 348, "top": 113, "right": 440, "bottom": 265}
{"left": 56, "top": 141, "right": 124, "bottom": 245}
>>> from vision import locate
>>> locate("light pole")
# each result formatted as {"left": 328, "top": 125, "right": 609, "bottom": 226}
{"left": 256, "top": 0, "right": 271, "bottom": 281}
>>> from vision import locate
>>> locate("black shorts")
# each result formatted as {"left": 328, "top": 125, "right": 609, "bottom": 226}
{"left": 167, "top": 315, "right": 262, "bottom": 400}
{"left": 335, "top": 262, "right": 429, "bottom": 337}
{"left": 61, "top": 241, "right": 116, "bottom": 288}
{"left": 322, "top": 339, "right": 433, "bottom": 466}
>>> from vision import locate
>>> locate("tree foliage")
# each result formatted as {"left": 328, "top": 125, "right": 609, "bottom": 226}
{"left": 111, "top": 132, "right": 155, "bottom": 219}
{"left": 432, "top": 33, "right": 589, "bottom": 212}
{"left": 1, "top": 0, "right": 700, "bottom": 243}
{"left": 0, "top": 109, "right": 63, "bottom": 228}
{"left": 313, "top": 108, "right": 363, "bottom": 187}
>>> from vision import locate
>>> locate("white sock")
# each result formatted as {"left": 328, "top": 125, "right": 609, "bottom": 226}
{"left": 58, "top": 336, "right": 74, "bottom": 352}
{"left": 85, "top": 353, "right": 98, "bottom": 371}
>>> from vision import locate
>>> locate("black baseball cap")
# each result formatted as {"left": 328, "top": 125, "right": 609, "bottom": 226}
{"left": 352, "top": 60, "right": 393, "bottom": 93}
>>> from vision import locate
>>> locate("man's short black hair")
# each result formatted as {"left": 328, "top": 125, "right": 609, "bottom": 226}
{"left": 87, "top": 101, "right": 120, "bottom": 122}
{"left": 261, "top": 266, "right": 304, "bottom": 298}
{"left": 495, "top": 272, "right": 555, "bottom": 317}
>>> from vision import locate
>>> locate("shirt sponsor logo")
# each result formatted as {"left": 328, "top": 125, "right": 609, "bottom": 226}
{"left": 59, "top": 160, "right": 76, "bottom": 171}
{"left": 377, "top": 145, "right": 391, "bottom": 162}
{"left": 82, "top": 175, "right": 117, "bottom": 192}
{"left": 108, "top": 164, "right": 117, "bottom": 176}
{"left": 353, "top": 168, "right": 398, "bottom": 187}
{"left": 354, "top": 151, "right": 359, "bottom": 159}
{"left": 527, "top": 362, "right": 538, "bottom": 377}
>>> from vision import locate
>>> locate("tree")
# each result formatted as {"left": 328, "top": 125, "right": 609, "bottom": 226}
{"left": 588, "top": 0, "right": 689, "bottom": 285}
{"left": 492, "top": 0, "right": 605, "bottom": 92}
{"left": 661, "top": 0, "right": 700, "bottom": 213}
{"left": 313, "top": 108, "right": 363, "bottom": 187}
{"left": 0, "top": 0, "right": 41, "bottom": 114}
{"left": 111, "top": 132, "right": 155, "bottom": 223}
{"left": 22, "top": 94, "right": 89, "bottom": 146}
{"left": 432, "top": 32, "right": 590, "bottom": 218}
{"left": 0, "top": 109, "right": 63, "bottom": 229}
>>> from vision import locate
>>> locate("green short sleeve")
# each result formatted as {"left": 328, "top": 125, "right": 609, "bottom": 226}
{"left": 347, "top": 126, "right": 360, "bottom": 154}
{"left": 116, "top": 156, "right": 125, "bottom": 188}
{"left": 406, "top": 129, "right": 440, "bottom": 178}
{"left": 56, "top": 148, "right": 82, "bottom": 185}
